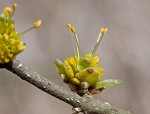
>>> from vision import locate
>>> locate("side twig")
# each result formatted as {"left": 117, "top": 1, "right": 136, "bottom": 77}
{"left": 0, "top": 59, "right": 131, "bottom": 114}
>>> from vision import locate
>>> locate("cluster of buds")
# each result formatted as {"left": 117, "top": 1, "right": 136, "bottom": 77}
{"left": 0, "top": 3, "right": 41, "bottom": 64}
{"left": 54, "top": 24, "right": 120, "bottom": 95}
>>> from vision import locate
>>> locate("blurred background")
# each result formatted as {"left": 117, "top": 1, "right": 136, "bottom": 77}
{"left": 0, "top": 0, "right": 150, "bottom": 114}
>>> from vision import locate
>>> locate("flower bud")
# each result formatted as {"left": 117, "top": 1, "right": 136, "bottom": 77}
{"left": 78, "top": 67, "right": 101, "bottom": 86}
{"left": 3, "top": 7, "right": 12, "bottom": 16}
{"left": 33, "top": 20, "right": 42, "bottom": 28}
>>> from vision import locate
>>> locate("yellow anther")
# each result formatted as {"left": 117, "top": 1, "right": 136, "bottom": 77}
{"left": 64, "top": 60, "right": 70, "bottom": 66}
{"left": 8, "top": 54, "right": 13, "bottom": 58}
{"left": 33, "top": 20, "right": 42, "bottom": 28}
{"left": 85, "top": 54, "right": 93, "bottom": 58}
{"left": 0, "top": 34, "right": 2, "bottom": 39}
{"left": 0, "top": 51, "right": 4, "bottom": 55}
{"left": 4, "top": 58, "right": 9, "bottom": 63}
{"left": 93, "top": 56, "right": 99, "bottom": 64}
{"left": 67, "top": 24, "right": 72, "bottom": 30}
{"left": 68, "top": 58, "right": 76, "bottom": 65}
{"left": 100, "top": 28, "right": 108, "bottom": 34}
{"left": 4, "top": 23, "right": 8, "bottom": 27}
{"left": 67, "top": 24, "right": 76, "bottom": 33}
{"left": 75, "top": 73, "right": 79, "bottom": 78}
{"left": 3, "top": 34, "right": 9, "bottom": 41}
{"left": 68, "top": 65, "right": 72, "bottom": 69}
{"left": 71, "top": 78, "right": 80, "bottom": 85}
{"left": 104, "top": 28, "right": 108, "bottom": 33}
{"left": 10, "top": 24, "right": 15, "bottom": 30}
{"left": 98, "top": 67, "right": 104, "bottom": 73}
{"left": 67, "top": 69, "right": 74, "bottom": 78}
{"left": 10, "top": 39, "right": 15, "bottom": 45}
{"left": 100, "top": 28, "right": 104, "bottom": 33}
{"left": 1, "top": 55, "right": 4, "bottom": 59}
{"left": 19, "top": 42, "right": 24, "bottom": 46}
{"left": 3, "top": 7, "right": 12, "bottom": 16}
{"left": 13, "top": 3, "right": 18, "bottom": 10}
{"left": 17, "top": 45, "right": 25, "bottom": 51}
{"left": 71, "top": 26, "right": 76, "bottom": 33}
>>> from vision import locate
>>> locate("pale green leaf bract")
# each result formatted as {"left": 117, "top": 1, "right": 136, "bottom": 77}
{"left": 54, "top": 59, "right": 68, "bottom": 76}
{"left": 95, "top": 79, "right": 121, "bottom": 89}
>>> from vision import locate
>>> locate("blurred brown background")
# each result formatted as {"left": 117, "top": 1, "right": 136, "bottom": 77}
{"left": 0, "top": 0, "right": 150, "bottom": 114}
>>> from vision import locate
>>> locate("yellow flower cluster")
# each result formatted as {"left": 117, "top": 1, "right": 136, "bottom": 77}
{"left": 63, "top": 54, "right": 104, "bottom": 86}
{"left": 0, "top": 3, "right": 41, "bottom": 64}
{"left": 0, "top": 4, "right": 25, "bottom": 64}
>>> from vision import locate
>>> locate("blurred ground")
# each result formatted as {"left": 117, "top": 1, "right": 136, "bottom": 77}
{"left": 0, "top": 0, "right": 150, "bottom": 114}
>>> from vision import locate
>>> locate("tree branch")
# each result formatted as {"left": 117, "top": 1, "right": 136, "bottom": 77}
{"left": 0, "top": 59, "right": 131, "bottom": 114}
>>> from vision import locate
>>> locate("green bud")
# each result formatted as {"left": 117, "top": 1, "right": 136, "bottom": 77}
{"left": 78, "top": 67, "right": 101, "bottom": 86}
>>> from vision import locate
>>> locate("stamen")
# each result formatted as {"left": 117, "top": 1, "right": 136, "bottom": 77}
{"left": 67, "top": 24, "right": 72, "bottom": 30}
{"left": 100, "top": 28, "right": 108, "bottom": 34}
{"left": 3, "top": 7, "right": 12, "bottom": 16}
{"left": 67, "top": 24, "right": 81, "bottom": 59}
{"left": 13, "top": 3, "right": 18, "bottom": 10}
{"left": 92, "top": 27, "right": 108, "bottom": 55}
{"left": 67, "top": 24, "right": 77, "bottom": 57}
{"left": 71, "top": 26, "right": 76, "bottom": 33}
{"left": 19, "top": 20, "right": 42, "bottom": 36}
{"left": 73, "top": 32, "right": 80, "bottom": 59}
{"left": 33, "top": 20, "right": 42, "bottom": 28}
{"left": 11, "top": 3, "right": 18, "bottom": 17}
